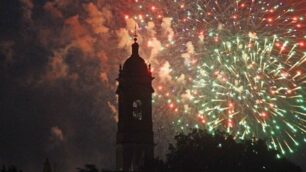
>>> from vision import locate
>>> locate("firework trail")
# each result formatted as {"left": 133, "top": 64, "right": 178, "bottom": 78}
{"left": 123, "top": 0, "right": 306, "bottom": 155}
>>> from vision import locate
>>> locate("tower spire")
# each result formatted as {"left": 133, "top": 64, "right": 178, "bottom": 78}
{"left": 133, "top": 24, "right": 138, "bottom": 43}
{"left": 132, "top": 24, "right": 139, "bottom": 56}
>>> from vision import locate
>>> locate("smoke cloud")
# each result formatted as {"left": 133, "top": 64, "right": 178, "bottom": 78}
{"left": 0, "top": 0, "right": 176, "bottom": 171}
{"left": 50, "top": 126, "right": 64, "bottom": 142}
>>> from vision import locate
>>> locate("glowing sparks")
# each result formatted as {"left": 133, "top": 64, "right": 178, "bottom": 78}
{"left": 125, "top": 0, "right": 306, "bottom": 155}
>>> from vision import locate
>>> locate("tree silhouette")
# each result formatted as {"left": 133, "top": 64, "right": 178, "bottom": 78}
{"left": 77, "top": 164, "right": 99, "bottom": 172}
{"left": 1, "top": 165, "right": 22, "bottom": 172}
{"left": 161, "top": 129, "right": 301, "bottom": 172}
{"left": 76, "top": 130, "right": 302, "bottom": 172}
{"left": 140, "top": 157, "right": 166, "bottom": 172}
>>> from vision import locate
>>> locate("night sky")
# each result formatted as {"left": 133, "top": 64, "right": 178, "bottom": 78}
{"left": 0, "top": 0, "right": 305, "bottom": 171}
{"left": 0, "top": 0, "right": 121, "bottom": 171}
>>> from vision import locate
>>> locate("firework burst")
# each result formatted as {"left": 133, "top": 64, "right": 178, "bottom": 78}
{"left": 123, "top": 0, "right": 306, "bottom": 155}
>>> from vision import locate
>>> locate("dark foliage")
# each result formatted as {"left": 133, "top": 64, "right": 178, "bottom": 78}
{"left": 140, "top": 157, "right": 167, "bottom": 172}
{"left": 77, "top": 164, "right": 99, "bottom": 172}
{"left": 143, "top": 129, "right": 302, "bottom": 172}
{"left": 1, "top": 165, "right": 22, "bottom": 172}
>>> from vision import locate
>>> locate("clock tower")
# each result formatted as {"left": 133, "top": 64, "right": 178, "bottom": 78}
{"left": 116, "top": 32, "right": 154, "bottom": 171}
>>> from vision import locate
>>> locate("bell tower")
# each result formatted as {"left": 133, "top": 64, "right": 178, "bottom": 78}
{"left": 116, "top": 30, "right": 154, "bottom": 171}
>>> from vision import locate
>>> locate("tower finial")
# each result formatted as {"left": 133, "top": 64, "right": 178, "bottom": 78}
{"left": 133, "top": 24, "right": 137, "bottom": 43}
{"left": 131, "top": 24, "right": 139, "bottom": 56}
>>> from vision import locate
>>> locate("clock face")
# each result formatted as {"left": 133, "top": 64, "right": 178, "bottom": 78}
{"left": 132, "top": 99, "right": 142, "bottom": 120}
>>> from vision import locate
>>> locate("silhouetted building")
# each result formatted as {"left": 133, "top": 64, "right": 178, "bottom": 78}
{"left": 116, "top": 31, "right": 154, "bottom": 171}
{"left": 43, "top": 159, "right": 52, "bottom": 172}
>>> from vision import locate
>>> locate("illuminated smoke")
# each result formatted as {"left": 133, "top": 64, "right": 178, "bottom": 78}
{"left": 50, "top": 126, "right": 64, "bottom": 142}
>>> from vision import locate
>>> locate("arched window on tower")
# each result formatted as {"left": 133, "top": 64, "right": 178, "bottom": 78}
{"left": 132, "top": 99, "right": 142, "bottom": 120}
